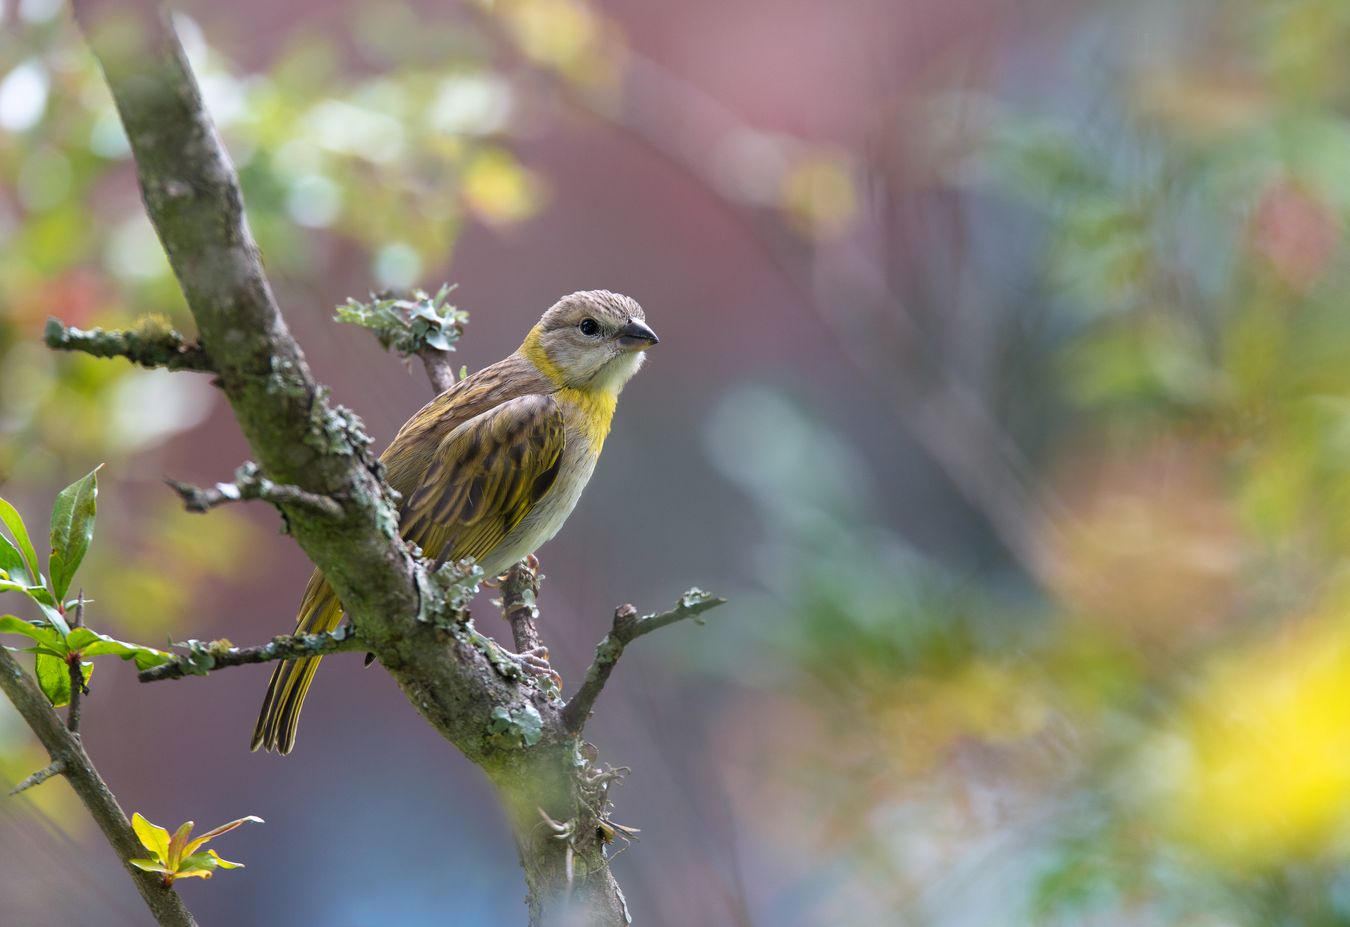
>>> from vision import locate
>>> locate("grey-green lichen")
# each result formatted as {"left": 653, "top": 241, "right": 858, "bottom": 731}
{"left": 487, "top": 703, "right": 544, "bottom": 748}
{"left": 335, "top": 284, "right": 467, "bottom": 358}
{"left": 44, "top": 316, "right": 214, "bottom": 372}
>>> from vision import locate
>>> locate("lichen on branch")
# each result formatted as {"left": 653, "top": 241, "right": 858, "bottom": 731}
{"left": 44, "top": 316, "right": 214, "bottom": 372}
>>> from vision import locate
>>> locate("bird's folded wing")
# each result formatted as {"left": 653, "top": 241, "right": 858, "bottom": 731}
{"left": 399, "top": 393, "right": 566, "bottom": 566}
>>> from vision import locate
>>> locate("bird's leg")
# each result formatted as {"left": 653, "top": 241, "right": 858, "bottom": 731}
{"left": 498, "top": 555, "right": 561, "bottom": 689}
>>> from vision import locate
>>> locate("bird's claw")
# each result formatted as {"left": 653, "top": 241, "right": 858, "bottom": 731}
{"left": 505, "top": 645, "right": 562, "bottom": 690}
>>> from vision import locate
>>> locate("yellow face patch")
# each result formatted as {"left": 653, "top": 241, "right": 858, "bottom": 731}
{"left": 521, "top": 327, "right": 566, "bottom": 386}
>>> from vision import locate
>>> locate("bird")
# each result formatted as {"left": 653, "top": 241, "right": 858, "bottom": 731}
{"left": 251, "top": 290, "right": 658, "bottom": 754}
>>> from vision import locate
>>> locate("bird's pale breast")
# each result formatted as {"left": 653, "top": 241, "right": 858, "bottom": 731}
{"left": 477, "top": 413, "right": 601, "bottom": 577}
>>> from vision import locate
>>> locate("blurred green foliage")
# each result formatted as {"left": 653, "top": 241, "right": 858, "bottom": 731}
{"left": 704, "top": 2, "right": 1350, "bottom": 925}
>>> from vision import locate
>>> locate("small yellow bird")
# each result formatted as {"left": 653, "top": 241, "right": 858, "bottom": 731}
{"left": 252, "top": 290, "right": 658, "bottom": 754}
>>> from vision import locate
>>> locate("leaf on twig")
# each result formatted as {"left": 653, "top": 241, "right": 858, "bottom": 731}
{"left": 48, "top": 466, "right": 101, "bottom": 601}
{"left": 129, "top": 812, "right": 262, "bottom": 885}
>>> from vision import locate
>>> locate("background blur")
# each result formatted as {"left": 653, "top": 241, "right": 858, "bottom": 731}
{"left": 3, "top": 0, "right": 1350, "bottom": 924}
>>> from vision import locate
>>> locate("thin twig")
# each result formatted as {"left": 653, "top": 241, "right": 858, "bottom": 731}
{"left": 138, "top": 629, "right": 367, "bottom": 683}
{"left": 562, "top": 590, "right": 725, "bottom": 733}
{"left": 44, "top": 318, "right": 214, "bottom": 372}
{"left": 166, "top": 462, "right": 343, "bottom": 518}
{"left": 66, "top": 592, "right": 86, "bottom": 733}
{"left": 501, "top": 559, "right": 544, "bottom": 656}
{"left": 420, "top": 350, "right": 457, "bottom": 394}
{"left": 10, "top": 759, "right": 65, "bottom": 795}
{"left": 0, "top": 646, "right": 199, "bottom": 927}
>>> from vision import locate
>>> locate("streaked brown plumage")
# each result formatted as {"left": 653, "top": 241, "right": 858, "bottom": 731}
{"left": 252, "top": 290, "right": 658, "bottom": 754}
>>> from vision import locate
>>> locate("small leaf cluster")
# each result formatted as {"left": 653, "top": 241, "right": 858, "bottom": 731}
{"left": 129, "top": 813, "right": 262, "bottom": 886}
{"left": 0, "top": 468, "right": 171, "bottom": 705}
{"left": 335, "top": 284, "right": 467, "bottom": 357}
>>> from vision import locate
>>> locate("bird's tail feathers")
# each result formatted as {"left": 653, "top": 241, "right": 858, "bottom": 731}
{"left": 251, "top": 571, "right": 342, "bottom": 754}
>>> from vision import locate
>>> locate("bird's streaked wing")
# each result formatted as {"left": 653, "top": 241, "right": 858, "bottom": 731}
{"left": 399, "top": 393, "right": 566, "bottom": 566}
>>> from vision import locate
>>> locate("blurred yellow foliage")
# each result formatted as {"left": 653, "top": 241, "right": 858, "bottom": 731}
{"left": 1160, "top": 613, "right": 1350, "bottom": 866}
{"left": 780, "top": 150, "right": 857, "bottom": 240}
{"left": 462, "top": 148, "right": 543, "bottom": 225}
{"left": 495, "top": 0, "right": 624, "bottom": 89}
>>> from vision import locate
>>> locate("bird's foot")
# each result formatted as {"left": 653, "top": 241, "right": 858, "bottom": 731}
{"left": 486, "top": 554, "right": 542, "bottom": 589}
{"left": 503, "top": 645, "right": 563, "bottom": 690}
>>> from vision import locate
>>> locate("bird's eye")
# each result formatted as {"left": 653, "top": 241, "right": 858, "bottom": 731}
{"left": 579, "top": 318, "right": 600, "bottom": 336}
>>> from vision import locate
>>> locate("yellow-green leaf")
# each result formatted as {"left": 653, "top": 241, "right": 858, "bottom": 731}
{"left": 166, "top": 820, "right": 195, "bottom": 869}
{"left": 129, "top": 858, "right": 173, "bottom": 875}
{"left": 131, "top": 812, "right": 171, "bottom": 862}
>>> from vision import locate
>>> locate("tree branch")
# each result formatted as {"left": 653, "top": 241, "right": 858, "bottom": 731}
{"left": 138, "top": 629, "right": 368, "bottom": 683}
{"left": 563, "top": 589, "right": 726, "bottom": 733}
{"left": 501, "top": 559, "right": 545, "bottom": 657}
{"left": 66, "top": 5, "right": 719, "bottom": 924}
{"left": 419, "top": 350, "right": 457, "bottom": 394}
{"left": 166, "top": 462, "right": 343, "bottom": 518}
{"left": 44, "top": 317, "right": 214, "bottom": 372}
{"left": 9, "top": 759, "right": 64, "bottom": 795}
{"left": 0, "top": 647, "right": 199, "bottom": 927}
{"left": 66, "top": 593, "right": 87, "bottom": 734}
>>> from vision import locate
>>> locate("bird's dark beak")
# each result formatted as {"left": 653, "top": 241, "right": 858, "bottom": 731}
{"left": 617, "top": 318, "right": 659, "bottom": 351}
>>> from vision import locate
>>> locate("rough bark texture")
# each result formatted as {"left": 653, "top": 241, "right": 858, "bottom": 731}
{"left": 0, "top": 647, "right": 199, "bottom": 927}
{"left": 68, "top": 2, "right": 644, "bottom": 922}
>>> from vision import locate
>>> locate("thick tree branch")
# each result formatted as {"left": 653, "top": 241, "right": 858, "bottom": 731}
{"left": 44, "top": 317, "right": 214, "bottom": 372}
{"left": 138, "top": 629, "right": 368, "bottom": 683}
{"left": 61, "top": 5, "right": 723, "bottom": 924}
{"left": 65, "top": 5, "right": 674, "bottom": 924}
{"left": 563, "top": 590, "right": 726, "bottom": 733}
{"left": 166, "top": 462, "right": 343, "bottom": 518}
{"left": 0, "top": 647, "right": 198, "bottom": 927}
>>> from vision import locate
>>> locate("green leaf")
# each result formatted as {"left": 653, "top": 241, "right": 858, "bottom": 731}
{"left": 0, "top": 534, "right": 30, "bottom": 585}
{"left": 187, "top": 848, "right": 244, "bottom": 871}
{"left": 166, "top": 820, "right": 194, "bottom": 869}
{"left": 129, "top": 859, "right": 174, "bottom": 875}
{"left": 48, "top": 466, "right": 100, "bottom": 602}
{"left": 0, "top": 497, "right": 41, "bottom": 589}
{"left": 76, "top": 631, "right": 173, "bottom": 670}
{"left": 0, "top": 578, "right": 71, "bottom": 637}
{"left": 0, "top": 615, "right": 65, "bottom": 649}
{"left": 131, "top": 812, "right": 172, "bottom": 861}
{"left": 35, "top": 651, "right": 71, "bottom": 707}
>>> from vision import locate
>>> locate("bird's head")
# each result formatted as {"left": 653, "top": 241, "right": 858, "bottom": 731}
{"left": 521, "top": 290, "right": 658, "bottom": 393}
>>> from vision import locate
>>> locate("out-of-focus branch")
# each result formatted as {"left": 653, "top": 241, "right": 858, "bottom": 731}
{"left": 0, "top": 646, "right": 199, "bottom": 927}
{"left": 563, "top": 590, "right": 726, "bottom": 733}
{"left": 44, "top": 317, "right": 214, "bottom": 372}
{"left": 138, "top": 629, "right": 368, "bottom": 683}
{"left": 166, "top": 462, "right": 343, "bottom": 518}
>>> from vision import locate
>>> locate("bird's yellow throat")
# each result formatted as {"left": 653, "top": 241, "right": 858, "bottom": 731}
{"left": 522, "top": 327, "right": 618, "bottom": 450}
